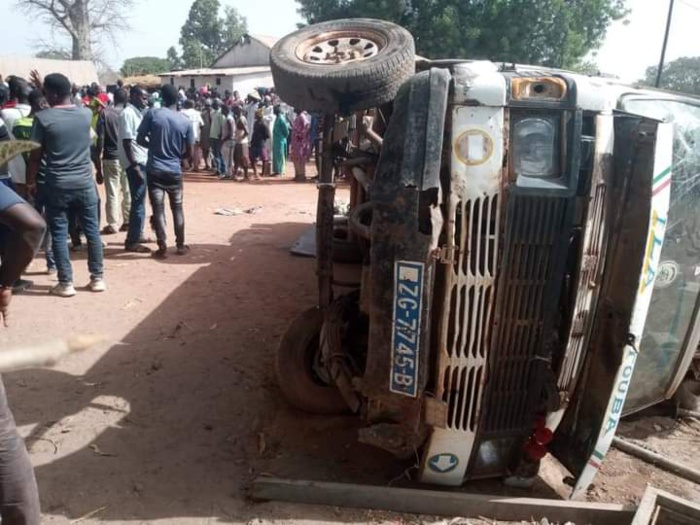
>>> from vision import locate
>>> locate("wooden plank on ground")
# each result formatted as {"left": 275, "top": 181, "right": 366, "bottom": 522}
{"left": 251, "top": 477, "right": 635, "bottom": 525}
{"left": 632, "top": 486, "right": 700, "bottom": 525}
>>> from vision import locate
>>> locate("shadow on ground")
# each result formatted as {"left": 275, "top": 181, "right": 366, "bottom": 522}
{"left": 7, "top": 215, "right": 561, "bottom": 522}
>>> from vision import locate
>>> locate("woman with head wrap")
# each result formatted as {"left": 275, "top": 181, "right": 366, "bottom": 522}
{"left": 272, "top": 105, "right": 290, "bottom": 176}
{"left": 291, "top": 109, "right": 312, "bottom": 181}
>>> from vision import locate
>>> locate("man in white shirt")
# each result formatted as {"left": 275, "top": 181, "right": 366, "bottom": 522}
{"left": 118, "top": 86, "right": 150, "bottom": 253}
{"left": 244, "top": 92, "right": 260, "bottom": 135}
{"left": 181, "top": 99, "right": 204, "bottom": 171}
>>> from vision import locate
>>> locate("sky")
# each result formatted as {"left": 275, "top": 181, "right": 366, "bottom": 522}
{"left": 0, "top": 0, "right": 699, "bottom": 82}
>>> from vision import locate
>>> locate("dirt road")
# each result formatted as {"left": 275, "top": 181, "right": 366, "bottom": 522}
{"left": 0, "top": 171, "right": 697, "bottom": 524}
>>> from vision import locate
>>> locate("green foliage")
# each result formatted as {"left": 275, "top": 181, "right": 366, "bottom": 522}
{"left": 643, "top": 57, "right": 700, "bottom": 96}
{"left": 121, "top": 56, "right": 171, "bottom": 77}
{"left": 296, "top": 0, "right": 628, "bottom": 69}
{"left": 179, "top": 0, "right": 248, "bottom": 69}
{"left": 166, "top": 46, "right": 183, "bottom": 70}
{"left": 222, "top": 6, "right": 248, "bottom": 50}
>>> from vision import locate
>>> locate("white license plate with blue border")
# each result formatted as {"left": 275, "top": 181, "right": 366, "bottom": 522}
{"left": 390, "top": 261, "right": 425, "bottom": 397}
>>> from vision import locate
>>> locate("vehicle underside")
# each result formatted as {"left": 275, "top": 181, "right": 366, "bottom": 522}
{"left": 270, "top": 18, "right": 690, "bottom": 496}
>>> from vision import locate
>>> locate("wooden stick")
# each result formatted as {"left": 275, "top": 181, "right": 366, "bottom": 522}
{"left": 613, "top": 436, "right": 700, "bottom": 485}
{"left": 251, "top": 477, "right": 634, "bottom": 525}
{"left": 0, "top": 335, "right": 103, "bottom": 373}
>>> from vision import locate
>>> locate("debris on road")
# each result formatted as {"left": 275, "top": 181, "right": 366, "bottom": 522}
{"left": 89, "top": 444, "right": 116, "bottom": 458}
{"left": 69, "top": 505, "right": 108, "bottom": 524}
{"left": 214, "top": 206, "right": 263, "bottom": 216}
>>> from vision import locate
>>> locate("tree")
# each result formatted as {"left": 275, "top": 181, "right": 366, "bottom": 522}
{"left": 642, "top": 57, "right": 700, "bottom": 96}
{"left": 35, "top": 47, "right": 73, "bottom": 60}
{"left": 166, "top": 46, "right": 183, "bottom": 70}
{"left": 16, "top": 0, "right": 133, "bottom": 61}
{"left": 178, "top": 0, "right": 248, "bottom": 69}
{"left": 296, "top": 0, "right": 628, "bottom": 69}
{"left": 121, "top": 56, "right": 171, "bottom": 77}
{"left": 221, "top": 5, "right": 248, "bottom": 50}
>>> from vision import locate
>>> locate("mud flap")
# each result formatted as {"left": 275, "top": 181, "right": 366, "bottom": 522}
{"left": 549, "top": 118, "right": 673, "bottom": 499}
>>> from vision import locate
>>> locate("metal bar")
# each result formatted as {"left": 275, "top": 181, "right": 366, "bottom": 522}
{"left": 613, "top": 436, "right": 700, "bottom": 485}
{"left": 251, "top": 477, "right": 634, "bottom": 525}
{"left": 316, "top": 114, "right": 336, "bottom": 308}
{"left": 655, "top": 0, "right": 675, "bottom": 88}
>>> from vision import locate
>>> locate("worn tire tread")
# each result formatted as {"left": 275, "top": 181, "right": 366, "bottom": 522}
{"left": 270, "top": 19, "right": 416, "bottom": 114}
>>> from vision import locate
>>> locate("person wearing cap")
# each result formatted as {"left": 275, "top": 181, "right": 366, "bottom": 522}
{"left": 96, "top": 88, "right": 131, "bottom": 235}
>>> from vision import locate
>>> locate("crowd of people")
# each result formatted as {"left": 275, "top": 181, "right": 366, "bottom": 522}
{"left": 0, "top": 70, "right": 320, "bottom": 524}
{"left": 0, "top": 73, "right": 319, "bottom": 294}
{"left": 71, "top": 81, "right": 317, "bottom": 182}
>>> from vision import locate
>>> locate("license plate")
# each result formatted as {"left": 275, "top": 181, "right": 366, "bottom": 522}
{"left": 390, "top": 261, "right": 425, "bottom": 397}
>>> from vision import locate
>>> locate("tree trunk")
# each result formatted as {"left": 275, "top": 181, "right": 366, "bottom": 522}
{"left": 69, "top": 0, "right": 92, "bottom": 61}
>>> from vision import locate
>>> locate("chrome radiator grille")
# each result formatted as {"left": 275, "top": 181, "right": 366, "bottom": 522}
{"left": 439, "top": 196, "right": 499, "bottom": 432}
{"left": 482, "top": 195, "right": 569, "bottom": 435}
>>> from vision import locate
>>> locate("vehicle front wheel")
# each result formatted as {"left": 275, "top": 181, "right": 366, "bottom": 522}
{"left": 276, "top": 307, "right": 349, "bottom": 414}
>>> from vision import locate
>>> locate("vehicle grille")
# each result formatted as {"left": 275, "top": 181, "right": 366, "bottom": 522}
{"left": 558, "top": 182, "right": 607, "bottom": 390}
{"left": 439, "top": 196, "right": 499, "bottom": 432}
{"left": 482, "top": 195, "right": 569, "bottom": 435}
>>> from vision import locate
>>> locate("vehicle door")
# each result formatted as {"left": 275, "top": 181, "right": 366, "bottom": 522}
{"left": 549, "top": 115, "right": 673, "bottom": 499}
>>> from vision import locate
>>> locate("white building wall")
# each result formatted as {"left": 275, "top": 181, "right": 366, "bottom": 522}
{"left": 213, "top": 38, "right": 271, "bottom": 68}
{"left": 163, "top": 72, "right": 274, "bottom": 95}
{"left": 231, "top": 72, "right": 274, "bottom": 96}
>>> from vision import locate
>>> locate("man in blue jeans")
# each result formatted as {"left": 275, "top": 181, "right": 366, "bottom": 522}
{"left": 27, "top": 73, "right": 105, "bottom": 297}
{"left": 118, "top": 85, "right": 150, "bottom": 253}
{"left": 137, "top": 84, "right": 193, "bottom": 259}
{"left": 209, "top": 99, "right": 226, "bottom": 176}
{"left": 0, "top": 181, "right": 45, "bottom": 524}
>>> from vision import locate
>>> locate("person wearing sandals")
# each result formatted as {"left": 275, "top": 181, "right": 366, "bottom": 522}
{"left": 136, "top": 84, "right": 193, "bottom": 259}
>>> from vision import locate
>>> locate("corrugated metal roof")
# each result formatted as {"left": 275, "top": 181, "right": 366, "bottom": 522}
{"left": 159, "top": 66, "right": 271, "bottom": 77}
{"left": 250, "top": 34, "right": 280, "bottom": 49}
{"left": 210, "top": 33, "right": 280, "bottom": 67}
{"left": 0, "top": 56, "right": 98, "bottom": 86}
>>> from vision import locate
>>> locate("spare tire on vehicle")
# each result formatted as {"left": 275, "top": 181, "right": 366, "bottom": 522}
{"left": 270, "top": 18, "right": 416, "bottom": 115}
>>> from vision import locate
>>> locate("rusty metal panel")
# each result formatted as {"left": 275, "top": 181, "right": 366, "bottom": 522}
{"left": 483, "top": 195, "right": 569, "bottom": 435}
{"left": 421, "top": 105, "right": 504, "bottom": 486}
{"left": 555, "top": 114, "right": 615, "bottom": 407}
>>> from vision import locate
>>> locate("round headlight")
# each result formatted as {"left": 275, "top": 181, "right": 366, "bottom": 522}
{"left": 513, "top": 117, "right": 558, "bottom": 178}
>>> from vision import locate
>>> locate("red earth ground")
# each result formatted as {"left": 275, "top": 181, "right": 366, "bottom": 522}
{"left": 0, "top": 167, "right": 697, "bottom": 524}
